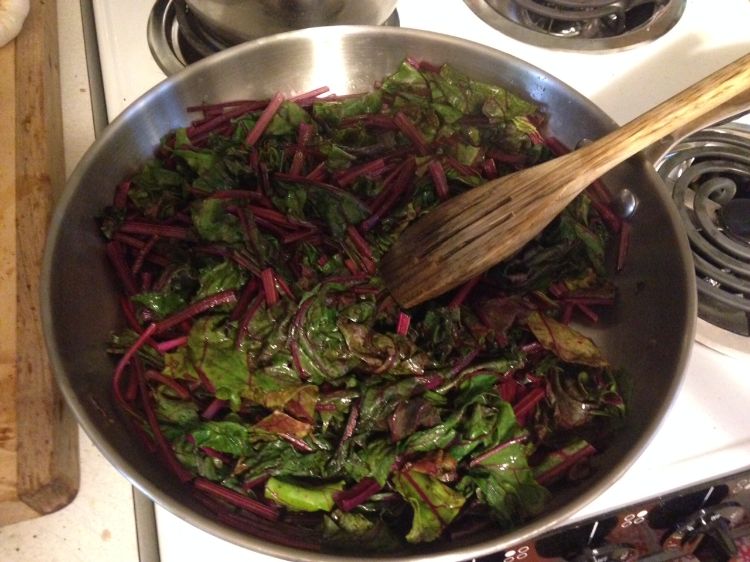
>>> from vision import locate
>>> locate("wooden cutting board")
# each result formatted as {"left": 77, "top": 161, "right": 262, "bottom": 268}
{"left": 0, "top": 0, "right": 80, "bottom": 525}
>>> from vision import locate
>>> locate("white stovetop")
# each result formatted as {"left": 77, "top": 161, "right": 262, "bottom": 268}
{"left": 2, "top": 1, "right": 748, "bottom": 561}
{"left": 94, "top": 0, "right": 750, "bottom": 125}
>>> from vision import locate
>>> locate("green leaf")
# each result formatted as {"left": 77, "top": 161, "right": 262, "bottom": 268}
{"left": 289, "top": 288, "right": 361, "bottom": 383}
{"left": 319, "top": 142, "right": 357, "bottom": 171}
{"left": 245, "top": 371, "right": 319, "bottom": 421}
{"left": 464, "top": 459, "right": 549, "bottom": 528}
{"left": 337, "top": 319, "right": 430, "bottom": 376}
{"left": 342, "top": 438, "right": 396, "bottom": 486}
{"left": 154, "top": 390, "right": 199, "bottom": 427}
{"left": 128, "top": 159, "right": 185, "bottom": 218}
{"left": 454, "top": 398, "right": 549, "bottom": 526}
{"left": 251, "top": 412, "right": 313, "bottom": 447}
{"left": 196, "top": 261, "right": 248, "bottom": 301}
{"left": 237, "top": 440, "right": 331, "bottom": 481}
{"left": 545, "top": 368, "right": 625, "bottom": 430}
{"left": 358, "top": 377, "right": 426, "bottom": 433}
{"left": 191, "top": 198, "right": 243, "bottom": 243}
{"left": 322, "top": 510, "right": 402, "bottom": 552}
{"left": 313, "top": 90, "right": 383, "bottom": 125}
{"left": 173, "top": 436, "right": 230, "bottom": 481}
{"left": 401, "top": 410, "right": 460, "bottom": 454}
{"left": 191, "top": 420, "right": 252, "bottom": 456}
{"left": 573, "top": 221, "right": 606, "bottom": 275}
{"left": 392, "top": 469, "right": 466, "bottom": 543}
{"left": 173, "top": 148, "right": 218, "bottom": 175}
{"left": 266, "top": 101, "right": 312, "bottom": 137}
{"left": 163, "top": 316, "right": 250, "bottom": 410}
{"left": 381, "top": 61, "right": 430, "bottom": 97}
{"left": 274, "top": 180, "right": 370, "bottom": 238}
{"left": 264, "top": 477, "right": 344, "bottom": 512}
{"left": 526, "top": 311, "right": 608, "bottom": 368}
{"left": 131, "top": 291, "right": 187, "bottom": 318}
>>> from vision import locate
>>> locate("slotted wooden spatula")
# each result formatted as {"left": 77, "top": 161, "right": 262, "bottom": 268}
{"left": 380, "top": 53, "right": 750, "bottom": 308}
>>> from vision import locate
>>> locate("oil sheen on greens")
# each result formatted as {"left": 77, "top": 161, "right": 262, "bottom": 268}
{"left": 103, "top": 59, "right": 626, "bottom": 552}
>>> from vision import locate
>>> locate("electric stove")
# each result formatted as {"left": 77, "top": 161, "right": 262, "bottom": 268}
{"left": 81, "top": 1, "right": 750, "bottom": 560}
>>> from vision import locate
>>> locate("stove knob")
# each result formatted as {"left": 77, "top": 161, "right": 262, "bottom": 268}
{"left": 662, "top": 501, "right": 746, "bottom": 559}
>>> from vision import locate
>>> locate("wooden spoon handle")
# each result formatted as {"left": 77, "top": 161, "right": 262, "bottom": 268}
{"left": 556, "top": 52, "right": 750, "bottom": 201}
{"left": 643, "top": 88, "right": 750, "bottom": 163}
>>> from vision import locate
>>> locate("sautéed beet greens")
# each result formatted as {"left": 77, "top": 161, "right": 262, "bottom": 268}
{"left": 101, "top": 58, "right": 627, "bottom": 551}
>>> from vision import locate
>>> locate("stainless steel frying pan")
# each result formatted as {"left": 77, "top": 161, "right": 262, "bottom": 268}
{"left": 41, "top": 26, "right": 695, "bottom": 561}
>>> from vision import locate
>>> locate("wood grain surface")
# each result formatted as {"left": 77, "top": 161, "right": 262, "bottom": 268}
{"left": 0, "top": 0, "right": 80, "bottom": 525}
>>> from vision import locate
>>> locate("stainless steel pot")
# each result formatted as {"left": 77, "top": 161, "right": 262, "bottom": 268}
{"left": 41, "top": 27, "right": 695, "bottom": 561}
{"left": 184, "top": 0, "right": 399, "bottom": 44}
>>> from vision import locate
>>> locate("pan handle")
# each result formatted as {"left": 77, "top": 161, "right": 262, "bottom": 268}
{"left": 643, "top": 89, "right": 750, "bottom": 164}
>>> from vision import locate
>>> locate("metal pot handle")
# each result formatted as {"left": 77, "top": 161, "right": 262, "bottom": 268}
{"left": 643, "top": 89, "right": 750, "bottom": 164}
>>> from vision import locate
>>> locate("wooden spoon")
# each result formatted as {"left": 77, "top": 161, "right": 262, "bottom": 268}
{"left": 380, "top": 52, "right": 750, "bottom": 308}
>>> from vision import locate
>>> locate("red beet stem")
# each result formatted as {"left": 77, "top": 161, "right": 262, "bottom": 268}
{"left": 469, "top": 435, "right": 528, "bottom": 467}
{"left": 448, "top": 349, "right": 479, "bottom": 378}
{"left": 394, "top": 111, "right": 429, "bottom": 155}
{"left": 513, "top": 387, "right": 546, "bottom": 424}
{"left": 136, "top": 358, "right": 194, "bottom": 482}
{"left": 131, "top": 234, "right": 159, "bottom": 275}
{"left": 340, "top": 401, "right": 360, "bottom": 444}
{"left": 290, "top": 86, "right": 330, "bottom": 103}
{"left": 236, "top": 293, "right": 264, "bottom": 348}
{"left": 428, "top": 159, "right": 450, "bottom": 201}
{"left": 590, "top": 197, "right": 622, "bottom": 233}
{"left": 486, "top": 148, "right": 526, "bottom": 164}
{"left": 155, "top": 290, "right": 238, "bottom": 334}
{"left": 201, "top": 398, "right": 227, "bottom": 420}
{"left": 444, "top": 155, "right": 479, "bottom": 178}
{"left": 207, "top": 189, "right": 266, "bottom": 201}
{"left": 586, "top": 179, "right": 612, "bottom": 205}
{"left": 535, "top": 442, "right": 598, "bottom": 486}
{"left": 333, "top": 477, "right": 381, "bottom": 512}
{"left": 396, "top": 312, "right": 411, "bottom": 336}
{"left": 544, "top": 136, "right": 569, "bottom": 156}
{"left": 261, "top": 267, "right": 279, "bottom": 306}
{"left": 193, "top": 477, "right": 280, "bottom": 521}
{"left": 119, "top": 221, "right": 191, "bottom": 240}
{"left": 361, "top": 157, "right": 416, "bottom": 231}
{"left": 187, "top": 100, "right": 266, "bottom": 142}
{"left": 336, "top": 157, "right": 387, "bottom": 188}
{"left": 576, "top": 302, "right": 599, "bottom": 323}
{"left": 449, "top": 275, "right": 481, "bottom": 308}
{"left": 561, "top": 302, "right": 574, "bottom": 325}
{"left": 106, "top": 241, "right": 138, "bottom": 296}
{"left": 229, "top": 278, "right": 259, "bottom": 322}
{"left": 114, "top": 180, "right": 131, "bottom": 209}
{"left": 305, "top": 161, "right": 327, "bottom": 181}
{"left": 215, "top": 511, "right": 320, "bottom": 551}
{"left": 346, "top": 224, "right": 374, "bottom": 260}
{"left": 144, "top": 369, "right": 190, "bottom": 400}
{"left": 274, "top": 272, "right": 295, "bottom": 299}
{"left": 113, "top": 323, "right": 158, "bottom": 395}
{"left": 289, "top": 150, "right": 305, "bottom": 176}
{"left": 154, "top": 335, "right": 189, "bottom": 353}
{"left": 245, "top": 92, "right": 285, "bottom": 146}
{"left": 483, "top": 157, "right": 499, "bottom": 179}
{"left": 290, "top": 341, "right": 309, "bottom": 381}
